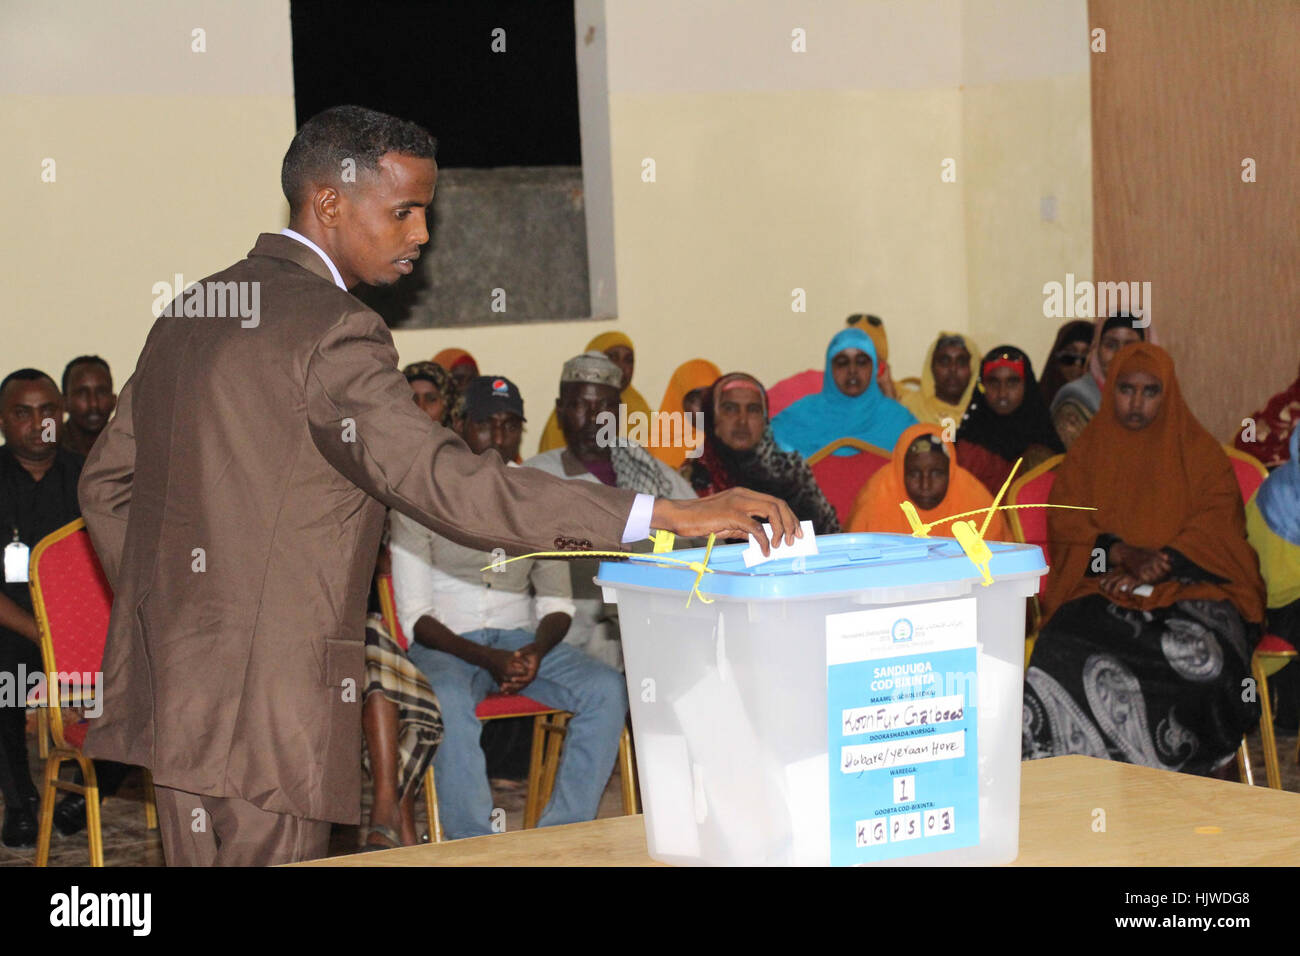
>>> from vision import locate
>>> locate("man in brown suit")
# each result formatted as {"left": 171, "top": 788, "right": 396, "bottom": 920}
{"left": 78, "top": 106, "right": 796, "bottom": 866}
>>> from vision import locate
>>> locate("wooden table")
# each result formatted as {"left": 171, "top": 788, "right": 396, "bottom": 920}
{"left": 299, "top": 755, "right": 1300, "bottom": 866}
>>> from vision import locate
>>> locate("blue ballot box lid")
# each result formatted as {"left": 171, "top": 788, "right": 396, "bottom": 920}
{"left": 596, "top": 532, "right": 1046, "bottom": 601}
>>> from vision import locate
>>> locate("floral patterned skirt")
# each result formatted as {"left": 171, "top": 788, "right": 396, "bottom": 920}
{"left": 1024, "top": 594, "right": 1260, "bottom": 775}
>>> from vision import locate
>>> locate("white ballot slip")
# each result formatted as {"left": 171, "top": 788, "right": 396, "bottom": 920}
{"left": 742, "top": 520, "right": 818, "bottom": 568}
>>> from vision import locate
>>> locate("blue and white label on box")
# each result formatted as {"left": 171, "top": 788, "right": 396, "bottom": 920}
{"left": 826, "top": 597, "right": 978, "bottom": 865}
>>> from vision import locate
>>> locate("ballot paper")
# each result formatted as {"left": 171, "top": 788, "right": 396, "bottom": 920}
{"left": 636, "top": 733, "right": 702, "bottom": 860}
{"left": 784, "top": 753, "right": 831, "bottom": 865}
{"left": 742, "top": 519, "right": 818, "bottom": 568}
{"left": 671, "top": 636, "right": 792, "bottom": 863}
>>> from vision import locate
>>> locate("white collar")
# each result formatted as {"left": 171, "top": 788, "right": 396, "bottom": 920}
{"left": 279, "top": 228, "right": 347, "bottom": 291}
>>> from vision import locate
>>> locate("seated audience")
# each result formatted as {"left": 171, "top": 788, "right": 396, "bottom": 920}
{"left": 846, "top": 313, "right": 899, "bottom": 399}
{"left": 1024, "top": 344, "right": 1265, "bottom": 777}
{"left": 526, "top": 353, "right": 695, "bottom": 669}
{"left": 650, "top": 358, "right": 721, "bottom": 470}
{"left": 0, "top": 369, "right": 127, "bottom": 846}
{"left": 432, "top": 348, "right": 480, "bottom": 393}
{"left": 682, "top": 372, "right": 840, "bottom": 534}
{"left": 767, "top": 314, "right": 897, "bottom": 417}
{"left": 1050, "top": 314, "right": 1150, "bottom": 448}
{"left": 682, "top": 383, "right": 711, "bottom": 418}
{"left": 402, "top": 360, "right": 457, "bottom": 426}
{"left": 1244, "top": 426, "right": 1300, "bottom": 728}
{"left": 537, "top": 332, "right": 653, "bottom": 454}
{"left": 771, "top": 327, "right": 916, "bottom": 459}
{"left": 900, "top": 332, "right": 980, "bottom": 428}
{"left": 1235, "top": 358, "right": 1300, "bottom": 470}
{"left": 1038, "top": 320, "right": 1094, "bottom": 407}
{"left": 59, "top": 356, "right": 116, "bottom": 457}
{"left": 359, "top": 362, "right": 452, "bottom": 849}
{"left": 392, "top": 374, "right": 628, "bottom": 839}
{"left": 956, "top": 345, "right": 1064, "bottom": 495}
{"left": 847, "top": 423, "right": 1008, "bottom": 540}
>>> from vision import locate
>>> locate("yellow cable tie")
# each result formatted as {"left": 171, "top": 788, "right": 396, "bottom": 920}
{"left": 685, "top": 534, "right": 717, "bottom": 607}
{"left": 955, "top": 456, "right": 1021, "bottom": 584}
{"left": 981, "top": 457, "right": 1021, "bottom": 537}
{"left": 900, "top": 500, "right": 929, "bottom": 537}
{"left": 893, "top": 455, "right": 1098, "bottom": 586}
{"left": 478, "top": 534, "right": 720, "bottom": 608}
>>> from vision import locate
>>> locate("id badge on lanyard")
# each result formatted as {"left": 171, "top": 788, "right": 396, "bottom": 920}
{"left": 4, "top": 529, "right": 29, "bottom": 584}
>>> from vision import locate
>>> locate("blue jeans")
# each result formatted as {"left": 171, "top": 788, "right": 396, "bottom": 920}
{"left": 407, "top": 628, "right": 628, "bottom": 839}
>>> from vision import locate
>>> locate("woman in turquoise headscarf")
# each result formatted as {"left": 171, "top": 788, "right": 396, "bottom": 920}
{"left": 771, "top": 327, "right": 917, "bottom": 458}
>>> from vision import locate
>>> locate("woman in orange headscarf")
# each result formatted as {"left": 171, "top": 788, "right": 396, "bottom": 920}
{"left": 536, "top": 331, "right": 653, "bottom": 453}
{"left": 649, "top": 359, "right": 721, "bottom": 469}
{"left": 847, "top": 423, "right": 1008, "bottom": 540}
{"left": 432, "top": 348, "right": 480, "bottom": 394}
{"left": 1024, "top": 343, "right": 1265, "bottom": 777}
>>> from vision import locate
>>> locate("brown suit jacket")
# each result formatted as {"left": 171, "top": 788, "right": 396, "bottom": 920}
{"left": 79, "top": 234, "right": 637, "bottom": 824}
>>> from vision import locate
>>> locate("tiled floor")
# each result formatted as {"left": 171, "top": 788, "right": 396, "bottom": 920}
{"left": 0, "top": 731, "right": 634, "bottom": 866}
{"left": 2, "top": 725, "right": 1297, "bottom": 867}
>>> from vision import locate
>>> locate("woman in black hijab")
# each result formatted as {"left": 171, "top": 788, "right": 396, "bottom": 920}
{"left": 955, "top": 345, "right": 1064, "bottom": 495}
{"left": 1039, "top": 320, "right": 1094, "bottom": 407}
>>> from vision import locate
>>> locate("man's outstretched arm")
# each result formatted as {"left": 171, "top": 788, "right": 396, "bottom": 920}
{"left": 306, "top": 311, "right": 800, "bottom": 556}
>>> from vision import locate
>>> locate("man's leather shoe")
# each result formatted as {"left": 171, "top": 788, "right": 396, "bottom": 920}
{"left": 52, "top": 794, "right": 87, "bottom": 837}
{"left": 1, "top": 796, "right": 39, "bottom": 849}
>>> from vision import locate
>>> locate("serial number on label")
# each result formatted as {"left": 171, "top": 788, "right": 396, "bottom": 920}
{"left": 856, "top": 807, "right": 955, "bottom": 847}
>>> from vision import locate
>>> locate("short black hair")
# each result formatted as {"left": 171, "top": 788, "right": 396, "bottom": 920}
{"left": 280, "top": 105, "right": 438, "bottom": 215}
{"left": 62, "top": 355, "right": 112, "bottom": 394}
{"left": 0, "top": 368, "right": 59, "bottom": 405}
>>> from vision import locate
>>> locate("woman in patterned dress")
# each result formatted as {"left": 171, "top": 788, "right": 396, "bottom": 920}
{"left": 1023, "top": 344, "right": 1266, "bottom": 776}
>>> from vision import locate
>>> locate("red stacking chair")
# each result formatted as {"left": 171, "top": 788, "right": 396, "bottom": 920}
{"left": 1006, "top": 455, "right": 1065, "bottom": 591}
{"left": 374, "top": 573, "right": 638, "bottom": 840}
{"left": 765, "top": 369, "right": 822, "bottom": 418}
{"left": 28, "top": 518, "right": 157, "bottom": 866}
{"left": 807, "top": 438, "right": 891, "bottom": 527}
{"left": 1223, "top": 446, "right": 1296, "bottom": 789}
{"left": 1005, "top": 455, "right": 1065, "bottom": 666}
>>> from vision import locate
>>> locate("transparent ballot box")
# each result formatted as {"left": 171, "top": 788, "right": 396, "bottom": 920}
{"left": 595, "top": 532, "right": 1046, "bottom": 866}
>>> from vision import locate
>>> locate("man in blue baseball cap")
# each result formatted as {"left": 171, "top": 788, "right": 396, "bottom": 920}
{"left": 460, "top": 375, "right": 526, "bottom": 462}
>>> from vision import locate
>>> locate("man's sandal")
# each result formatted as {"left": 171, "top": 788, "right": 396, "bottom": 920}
{"left": 360, "top": 823, "right": 403, "bottom": 852}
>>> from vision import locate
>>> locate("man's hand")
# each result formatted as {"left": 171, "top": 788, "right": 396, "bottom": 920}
{"left": 484, "top": 648, "right": 526, "bottom": 690}
{"left": 497, "top": 642, "right": 543, "bottom": 695}
{"left": 652, "top": 489, "right": 800, "bottom": 557}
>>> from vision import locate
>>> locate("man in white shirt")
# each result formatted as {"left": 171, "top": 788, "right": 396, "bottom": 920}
{"left": 524, "top": 352, "right": 698, "bottom": 669}
{"left": 389, "top": 375, "right": 627, "bottom": 839}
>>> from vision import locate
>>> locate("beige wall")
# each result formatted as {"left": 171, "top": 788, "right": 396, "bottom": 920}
{"left": 0, "top": 0, "right": 295, "bottom": 387}
{"left": 4, "top": 0, "right": 1090, "bottom": 455}
{"left": 962, "top": 0, "right": 1093, "bottom": 369}
{"left": 396, "top": 0, "right": 1091, "bottom": 451}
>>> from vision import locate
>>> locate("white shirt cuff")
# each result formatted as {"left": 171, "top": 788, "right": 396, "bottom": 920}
{"left": 621, "top": 493, "right": 655, "bottom": 543}
{"left": 534, "top": 596, "right": 577, "bottom": 622}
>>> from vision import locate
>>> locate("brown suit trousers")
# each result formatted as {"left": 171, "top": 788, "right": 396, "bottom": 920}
{"left": 153, "top": 785, "right": 331, "bottom": 866}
